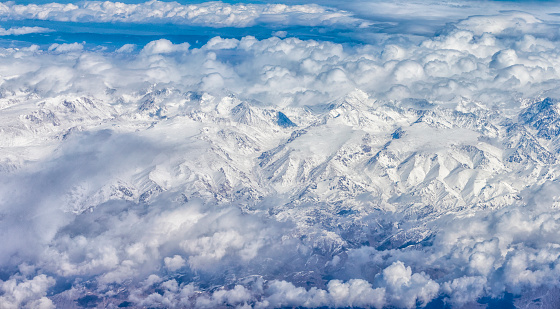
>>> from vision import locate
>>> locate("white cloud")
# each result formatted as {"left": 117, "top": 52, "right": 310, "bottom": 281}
{"left": 2, "top": 4, "right": 560, "bottom": 308}
{"left": 454, "top": 12, "right": 545, "bottom": 36}
{"left": 442, "top": 276, "right": 487, "bottom": 306}
{"left": 141, "top": 39, "right": 190, "bottom": 55}
{"left": 1, "top": 13, "right": 544, "bottom": 108}
{"left": 204, "top": 37, "right": 239, "bottom": 50}
{"left": 0, "top": 26, "right": 52, "bottom": 36}
{"left": 0, "top": 275, "right": 55, "bottom": 309}
{"left": 377, "top": 261, "right": 439, "bottom": 308}
{"left": 329, "top": 0, "right": 560, "bottom": 36}
{"left": 0, "top": 1, "right": 370, "bottom": 28}
{"left": 163, "top": 255, "right": 185, "bottom": 272}
{"left": 48, "top": 42, "right": 83, "bottom": 53}
{"left": 327, "top": 279, "right": 385, "bottom": 308}
{"left": 116, "top": 44, "right": 136, "bottom": 53}
{"left": 272, "top": 30, "right": 287, "bottom": 38}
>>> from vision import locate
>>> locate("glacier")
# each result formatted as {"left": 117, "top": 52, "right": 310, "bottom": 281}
{"left": 2, "top": 1, "right": 560, "bottom": 308}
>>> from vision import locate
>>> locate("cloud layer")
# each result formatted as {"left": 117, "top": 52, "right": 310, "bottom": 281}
{"left": 2, "top": 2, "right": 560, "bottom": 308}
{"left": 0, "top": 1, "right": 370, "bottom": 28}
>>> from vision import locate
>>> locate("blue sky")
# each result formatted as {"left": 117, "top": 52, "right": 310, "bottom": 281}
{"left": 1, "top": 0, "right": 559, "bottom": 50}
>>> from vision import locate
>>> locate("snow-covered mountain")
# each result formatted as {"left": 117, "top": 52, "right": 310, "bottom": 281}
{"left": 4, "top": 2, "right": 560, "bottom": 308}
{"left": 3, "top": 81, "right": 560, "bottom": 307}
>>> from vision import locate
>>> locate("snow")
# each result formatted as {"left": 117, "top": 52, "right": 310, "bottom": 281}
{"left": 2, "top": 1, "right": 560, "bottom": 308}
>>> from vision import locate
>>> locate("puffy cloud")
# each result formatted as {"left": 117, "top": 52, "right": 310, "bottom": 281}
{"left": 141, "top": 39, "right": 190, "bottom": 55}
{"left": 196, "top": 285, "right": 253, "bottom": 308}
{"left": 377, "top": 261, "right": 439, "bottom": 308}
{"left": 490, "top": 49, "right": 519, "bottom": 69}
{"left": 0, "top": 275, "right": 55, "bottom": 309}
{"left": 454, "top": 12, "right": 545, "bottom": 36}
{"left": 2, "top": 14, "right": 557, "bottom": 108}
{"left": 48, "top": 42, "right": 83, "bottom": 53}
{"left": 204, "top": 37, "right": 239, "bottom": 50}
{"left": 0, "top": 1, "right": 370, "bottom": 28}
{"left": 257, "top": 279, "right": 385, "bottom": 308}
{"left": 326, "top": 0, "right": 560, "bottom": 38}
{"left": 442, "top": 276, "right": 487, "bottom": 306}
{"left": 272, "top": 30, "right": 287, "bottom": 38}
{"left": 116, "top": 44, "right": 136, "bottom": 53}
{"left": 163, "top": 255, "right": 185, "bottom": 272}
{"left": 327, "top": 279, "right": 385, "bottom": 308}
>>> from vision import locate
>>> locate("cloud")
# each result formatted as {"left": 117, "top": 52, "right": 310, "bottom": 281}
{"left": 260, "top": 279, "right": 385, "bottom": 308}
{"left": 124, "top": 264, "right": 435, "bottom": 308}
{"left": 322, "top": 0, "right": 560, "bottom": 36}
{"left": 3, "top": 4, "right": 560, "bottom": 308}
{"left": 48, "top": 42, "right": 83, "bottom": 53}
{"left": 377, "top": 261, "right": 439, "bottom": 308}
{"left": 163, "top": 255, "right": 185, "bottom": 272}
{"left": 0, "top": 26, "right": 52, "bottom": 36}
{"left": 453, "top": 12, "right": 548, "bottom": 36}
{"left": 0, "top": 275, "right": 55, "bottom": 309}
{"left": 141, "top": 39, "right": 190, "bottom": 55}
{"left": 116, "top": 43, "right": 136, "bottom": 53}
{"left": 0, "top": 1, "right": 370, "bottom": 28}
{"left": 1, "top": 12, "right": 556, "bottom": 107}
{"left": 442, "top": 276, "right": 487, "bottom": 306}
{"left": 272, "top": 30, "right": 287, "bottom": 38}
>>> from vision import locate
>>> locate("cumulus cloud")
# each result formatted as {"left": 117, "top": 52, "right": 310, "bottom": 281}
{"left": 48, "top": 42, "right": 83, "bottom": 53}
{"left": 260, "top": 279, "right": 385, "bottom": 308}
{"left": 2, "top": 12, "right": 558, "bottom": 107}
{"left": 124, "top": 264, "right": 436, "bottom": 308}
{"left": 328, "top": 0, "right": 560, "bottom": 36}
{"left": 164, "top": 255, "right": 186, "bottom": 272}
{"left": 453, "top": 12, "right": 549, "bottom": 36}
{"left": 0, "top": 275, "right": 55, "bottom": 309}
{"left": 376, "top": 262, "right": 439, "bottom": 308}
{"left": 141, "top": 39, "right": 190, "bottom": 55}
{"left": 0, "top": 1, "right": 370, "bottom": 28}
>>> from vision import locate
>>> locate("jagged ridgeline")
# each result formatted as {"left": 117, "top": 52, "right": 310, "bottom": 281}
{"left": 3, "top": 82, "right": 560, "bottom": 307}
{"left": 4, "top": 0, "right": 560, "bottom": 305}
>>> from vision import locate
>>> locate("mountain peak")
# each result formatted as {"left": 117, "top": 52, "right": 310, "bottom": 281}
{"left": 277, "top": 111, "right": 297, "bottom": 128}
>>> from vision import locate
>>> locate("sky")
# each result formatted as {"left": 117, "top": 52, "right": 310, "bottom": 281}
{"left": 2, "top": 0, "right": 560, "bottom": 308}
{"left": 0, "top": 0, "right": 559, "bottom": 48}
